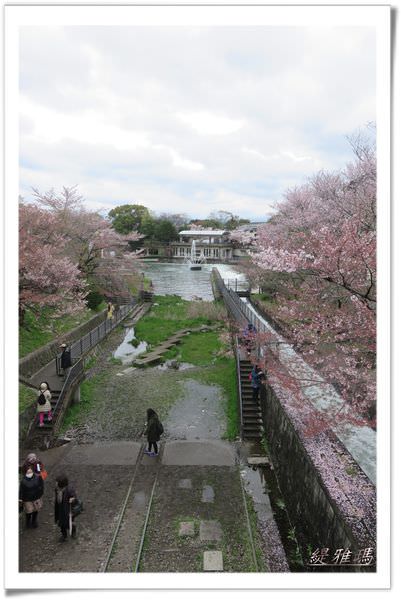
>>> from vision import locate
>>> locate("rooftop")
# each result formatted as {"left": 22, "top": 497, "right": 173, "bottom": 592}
{"left": 179, "top": 230, "right": 227, "bottom": 236}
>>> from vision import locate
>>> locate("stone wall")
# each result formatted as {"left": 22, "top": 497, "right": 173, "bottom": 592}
{"left": 260, "top": 380, "right": 376, "bottom": 571}
{"left": 19, "top": 309, "right": 107, "bottom": 378}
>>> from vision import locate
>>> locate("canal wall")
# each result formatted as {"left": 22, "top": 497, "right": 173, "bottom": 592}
{"left": 260, "top": 378, "right": 376, "bottom": 570}
{"left": 19, "top": 309, "right": 108, "bottom": 378}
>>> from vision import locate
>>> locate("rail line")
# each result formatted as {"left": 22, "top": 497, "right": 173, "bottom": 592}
{"left": 100, "top": 442, "right": 163, "bottom": 574}
{"left": 100, "top": 444, "right": 262, "bottom": 573}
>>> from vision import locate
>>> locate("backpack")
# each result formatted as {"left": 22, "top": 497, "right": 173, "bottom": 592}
{"left": 38, "top": 393, "right": 46, "bottom": 406}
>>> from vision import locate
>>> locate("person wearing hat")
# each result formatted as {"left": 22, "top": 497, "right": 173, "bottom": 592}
{"left": 37, "top": 382, "right": 52, "bottom": 427}
{"left": 59, "top": 343, "right": 72, "bottom": 376}
{"left": 22, "top": 452, "right": 48, "bottom": 480}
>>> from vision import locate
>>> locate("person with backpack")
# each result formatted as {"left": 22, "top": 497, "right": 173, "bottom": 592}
{"left": 249, "top": 364, "right": 265, "bottom": 402}
{"left": 19, "top": 464, "right": 44, "bottom": 529}
{"left": 36, "top": 382, "right": 52, "bottom": 427}
{"left": 144, "top": 408, "right": 164, "bottom": 457}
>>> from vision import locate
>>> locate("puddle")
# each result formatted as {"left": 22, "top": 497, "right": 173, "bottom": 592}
{"left": 164, "top": 379, "right": 225, "bottom": 439}
{"left": 157, "top": 360, "right": 195, "bottom": 372}
{"left": 240, "top": 441, "right": 305, "bottom": 572}
{"left": 113, "top": 327, "right": 148, "bottom": 364}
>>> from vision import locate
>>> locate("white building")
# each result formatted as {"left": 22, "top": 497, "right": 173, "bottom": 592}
{"left": 171, "top": 229, "right": 234, "bottom": 261}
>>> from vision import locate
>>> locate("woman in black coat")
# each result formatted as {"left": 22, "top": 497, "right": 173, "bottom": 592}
{"left": 54, "top": 474, "right": 77, "bottom": 542}
{"left": 19, "top": 465, "right": 44, "bottom": 529}
{"left": 144, "top": 408, "right": 163, "bottom": 456}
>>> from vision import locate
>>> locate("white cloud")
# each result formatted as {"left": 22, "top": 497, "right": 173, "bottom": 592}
{"left": 19, "top": 25, "right": 376, "bottom": 219}
{"left": 177, "top": 111, "right": 244, "bottom": 136}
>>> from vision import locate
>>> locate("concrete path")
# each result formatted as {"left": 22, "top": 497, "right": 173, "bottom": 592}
{"left": 19, "top": 440, "right": 264, "bottom": 573}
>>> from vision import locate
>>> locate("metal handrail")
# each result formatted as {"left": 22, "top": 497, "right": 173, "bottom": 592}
{"left": 52, "top": 300, "right": 138, "bottom": 419}
{"left": 56, "top": 301, "right": 137, "bottom": 367}
{"left": 234, "top": 335, "right": 244, "bottom": 439}
{"left": 52, "top": 357, "right": 84, "bottom": 418}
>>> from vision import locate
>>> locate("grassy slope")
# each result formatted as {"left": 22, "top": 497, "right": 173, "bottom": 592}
{"left": 19, "top": 303, "right": 106, "bottom": 358}
{"left": 134, "top": 295, "right": 212, "bottom": 346}
{"left": 19, "top": 384, "right": 37, "bottom": 414}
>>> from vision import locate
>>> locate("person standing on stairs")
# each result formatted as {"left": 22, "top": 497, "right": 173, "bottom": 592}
{"left": 36, "top": 382, "right": 52, "bottom": 427}
{"left": 249, "top": 364, "right": 265, "bottom": 402}
{"left": 19, "top": 464, "right": 44, "bottom": 529}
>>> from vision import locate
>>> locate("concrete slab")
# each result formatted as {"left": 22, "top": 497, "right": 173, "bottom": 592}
{"left": 59, "top": 442, "right": 142, "bottom": 465}
{"left": 247, "top": 456, "right": 271, "bottom": 466}
{"left": 178, "top": 521, "right": 195, "bottom": 537}
{"left": 199, "top": 520, "right": 222, "bottom": 541}
{"left": 178, "top": 478, "right": 192, "bottom": 489}
{"left": 201, "top": 485, "right": 215, "bottom": 503}
{"left": 203, "top": 551, "right": 223, "bottom": 572}
{"left": 122, "top": 367, "right": 136, "bottom": 374}
{"left": 162, "top": 440, "right": 236, "bottom": 466}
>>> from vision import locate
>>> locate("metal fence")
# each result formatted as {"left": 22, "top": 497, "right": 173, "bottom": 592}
{"left": 56, "top": 301, "right": 137, "bottom": 374}
{"left": 52, "top": 300, "right": 137, "bottom": 420}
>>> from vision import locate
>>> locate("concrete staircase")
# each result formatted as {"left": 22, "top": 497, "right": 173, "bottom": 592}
{"left": 239, "top": 359, "right": 263, "bottom": 441}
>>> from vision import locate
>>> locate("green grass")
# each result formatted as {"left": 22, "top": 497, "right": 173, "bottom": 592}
{"left": 19, "top": 384, "right": 37, "bottom": 414}
{"left": 134, "top": 295, "right": 220, "bottom": 347}
{"left": 19, "top": 304, "right": 106, "bottom": 358}
{"left": 59, "top": 371, "right": 108, "bottom": 433}
{"left": 163, "top": 331, "right": 223, "bottom": 366}
{"left": 161, "top": 329, "right": 239, "bottom": 440}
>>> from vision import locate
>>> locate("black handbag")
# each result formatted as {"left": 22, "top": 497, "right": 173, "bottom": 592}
{"left": 71, "top": 498, "right": 83, "bottom": 517}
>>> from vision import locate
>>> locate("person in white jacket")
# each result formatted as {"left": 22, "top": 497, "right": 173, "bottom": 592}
{"left": 37, "top": 382, "right": 52, "bottom": 427}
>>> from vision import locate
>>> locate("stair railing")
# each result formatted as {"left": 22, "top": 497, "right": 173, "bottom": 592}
{"left": 234, "top": 335, "right": 244, "bottom": 440}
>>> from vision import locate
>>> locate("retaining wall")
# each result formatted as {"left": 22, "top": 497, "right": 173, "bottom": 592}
{"left": 19, "top": 309, "right": 107, "bottom": 378}
{"left": 260, "top": 380, "right": 376, "bottom": 571}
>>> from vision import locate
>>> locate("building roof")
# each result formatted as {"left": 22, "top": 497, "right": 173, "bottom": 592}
{"left": 179, "top": 229, "right": 227, "bottom": 236}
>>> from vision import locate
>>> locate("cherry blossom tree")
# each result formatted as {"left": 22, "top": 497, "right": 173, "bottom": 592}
{"left": 31, "top": 186, "right": 142, "bottom": 303}
{"left": 246, "top": 134, "right": 376, "bottom": 420}
{"left": 19, "top": 202, "right": 86, "bottom": 324}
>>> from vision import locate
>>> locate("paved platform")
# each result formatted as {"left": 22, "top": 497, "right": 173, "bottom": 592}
{"left": 162, "top": 440, "right": 236, "bottom": 466}
{"left": 58, "top": 441, "right": 142, "bottom": 465}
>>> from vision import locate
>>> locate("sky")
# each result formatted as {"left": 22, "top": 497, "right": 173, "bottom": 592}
{"left": 19, "top": 25, "right": 376, "bottom": 221}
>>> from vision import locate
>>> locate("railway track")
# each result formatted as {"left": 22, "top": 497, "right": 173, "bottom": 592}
{"left": 100, "top": 441, "right": 163, "bottom": 573}
{"left": 100, "top": 444, "right": 260, "bottom": 573}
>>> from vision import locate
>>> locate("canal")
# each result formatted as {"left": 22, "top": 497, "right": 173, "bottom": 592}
{"left": 142, "top": 261, "right": 247, "bottom": 300}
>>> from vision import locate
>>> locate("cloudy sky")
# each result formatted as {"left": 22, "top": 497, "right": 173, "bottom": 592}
{"left": 19, "top": 25, "right": 376, "bottom": 221}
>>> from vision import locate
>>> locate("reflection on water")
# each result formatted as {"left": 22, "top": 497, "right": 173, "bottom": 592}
{"left": 113, "top": 327, "right": 148, "bottom": 364}
{"left": 142, "top": 262, "right": 247, "bottom": 301}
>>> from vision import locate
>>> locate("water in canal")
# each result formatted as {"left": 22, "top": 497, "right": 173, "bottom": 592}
{"left": 141, "top": 261, "right": 247, "bottom": 300}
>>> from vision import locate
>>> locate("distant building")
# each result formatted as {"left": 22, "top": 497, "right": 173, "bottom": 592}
{"left": 170, "top": 229, "right": 233, "bottom": 261}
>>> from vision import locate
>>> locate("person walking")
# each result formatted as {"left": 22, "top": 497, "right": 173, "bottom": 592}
{"left": 22, "top": 452, "right": 48, "bottom": 481}
{"left": 250, "top": 364, "right": 265, "bottom": 402}
{"left": 19, "top": 464, "right": 44, "bottom": 529}
{"left": 144, "top": 408, "right": 163, "bottom": 457}
{"left": 107, "top": 302, "right": 115, "bottom": 320}
{"left": 59, "top": 343, "right": 72, "bottom": 377}
{"left": 54, "top": 474, "right": 77, "bottom": 542}
{"left": 36, "top": 382, "right": 52, "bottom": 427}
{"left": 242, "top": 322, "right": 257, "bottom": 357}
